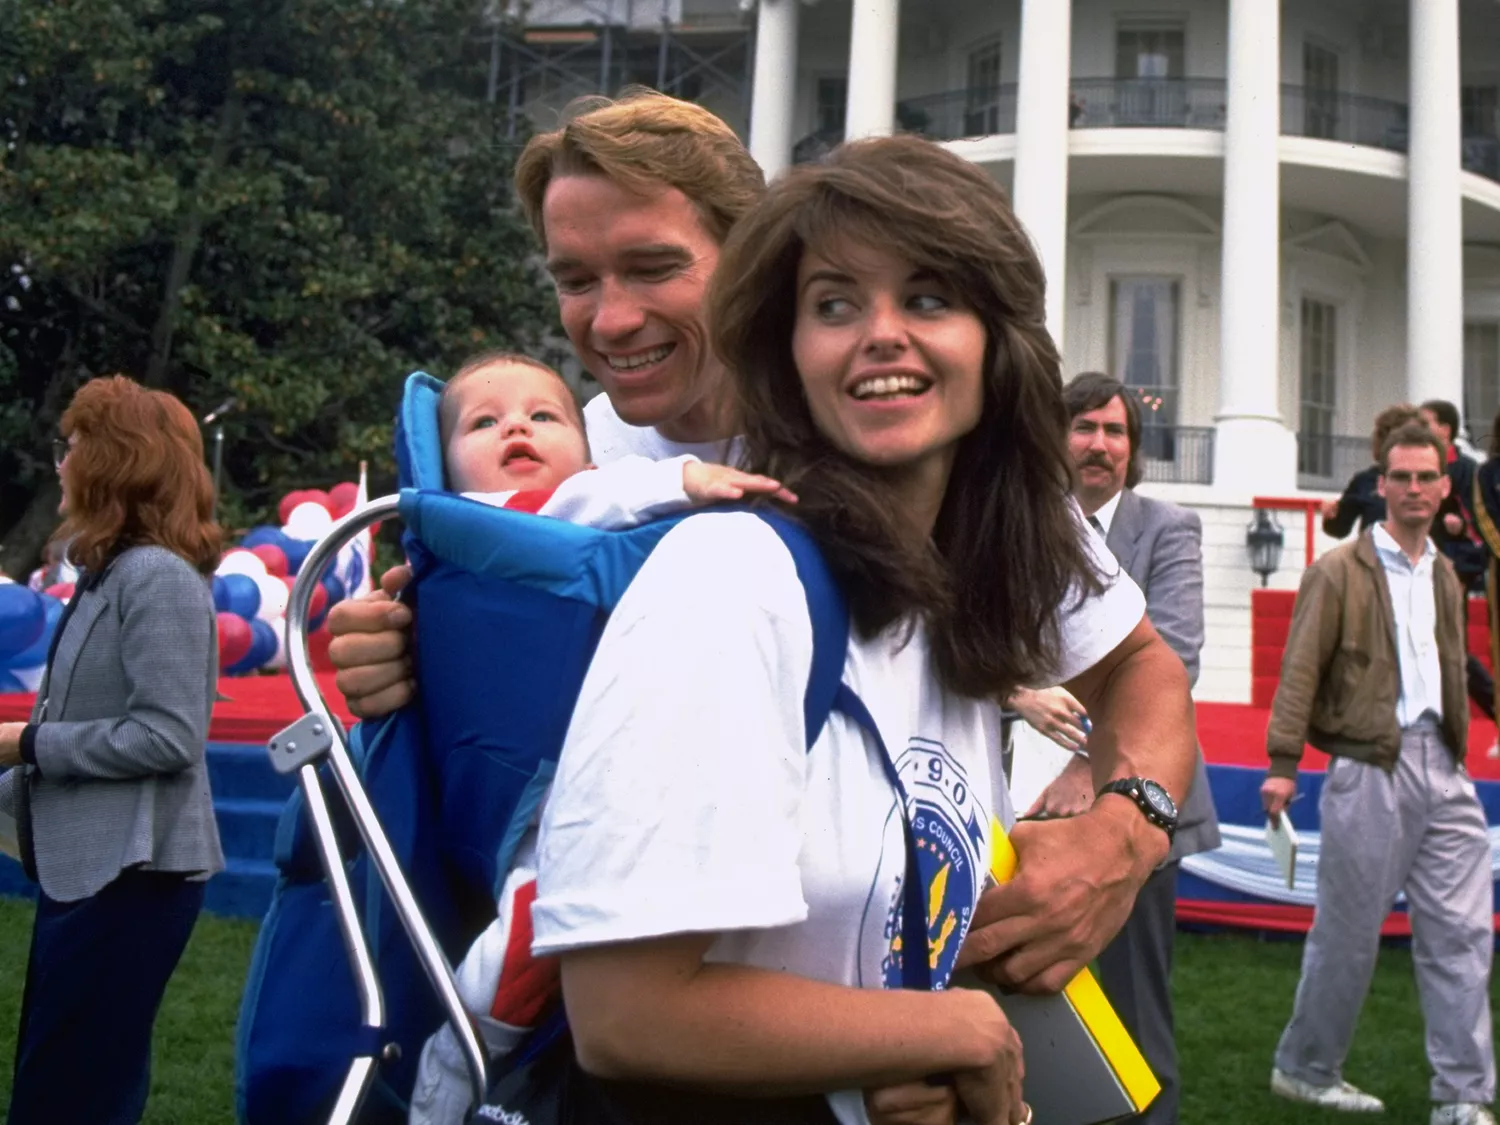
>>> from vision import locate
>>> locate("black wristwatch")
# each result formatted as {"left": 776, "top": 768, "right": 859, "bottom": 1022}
{"left": 1097, "top": 777, "right": 1178, "bottom": 843}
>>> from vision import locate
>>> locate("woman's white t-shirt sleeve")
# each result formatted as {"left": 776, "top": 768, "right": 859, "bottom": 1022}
{"left": 531, "top": 513, "right": 815, "bottom": 956}
{"left": 1050, "top": 505, "right": 1147, "bottom": 685}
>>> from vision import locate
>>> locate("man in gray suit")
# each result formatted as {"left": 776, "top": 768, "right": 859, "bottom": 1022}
{"left": 1008, "top": 371, "right": 1221, "bottom": 1125}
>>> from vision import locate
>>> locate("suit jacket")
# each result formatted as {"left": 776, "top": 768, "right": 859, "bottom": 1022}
{"left": 1105, "top": 489, "right": 1221, "bottom": 859}
{"left": 0, "top": 545, "right": 224, "bottom": 902}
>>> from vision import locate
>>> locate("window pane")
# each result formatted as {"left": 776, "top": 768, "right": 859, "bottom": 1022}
{"left": 1110, "top": 278, "right": 1180, "bottom": 459}
{"left": 965, "top": 41, "right": 1002, "bottom": 134}
{"left": 816, "top": 77, "right": 847, "bottom": 135}
{"left": 1464, "top": 322, "right": 1500, "bottom": 450}
{"left": 1298, "top": 299, "right": 1338, "bottom": 477}
{"left": 1304, "top": 43, "right": 1340, "bottom": 139}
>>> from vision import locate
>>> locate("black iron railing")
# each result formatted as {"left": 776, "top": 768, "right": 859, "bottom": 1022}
{"left": 1139, "top": 425, "right": 1214, "bottom": 485}
{"left": 790, "top": 79, "right": 1500, "bottom": 186}
{"left": 1068, "top": 77, "right": 1228, "bottom": 131}
{"left": 1296, "top": 433, "right": 1369, "bottom": 491}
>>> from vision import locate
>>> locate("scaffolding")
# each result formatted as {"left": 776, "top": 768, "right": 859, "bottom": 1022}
{"left": 483, "top": 0, "right": 753, "bottom": 140}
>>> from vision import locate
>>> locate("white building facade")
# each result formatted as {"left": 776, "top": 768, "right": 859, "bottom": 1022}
{"left": 744, "top": 0, "right": 1500, "bottom": 702}
{"left": 500, "top": 0, "right": 1500, "bottom": 702}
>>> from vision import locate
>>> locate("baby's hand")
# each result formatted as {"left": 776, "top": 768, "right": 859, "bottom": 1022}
{"left": 682, "top": 462, "right": 798, "bottom": 505}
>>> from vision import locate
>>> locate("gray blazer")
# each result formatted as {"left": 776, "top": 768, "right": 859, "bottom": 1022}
{"left": 1106, "top": 489, "right": 1221, "bottom": 859}
{"left": 0, "top": 545, "right": 224, "bottom": 902}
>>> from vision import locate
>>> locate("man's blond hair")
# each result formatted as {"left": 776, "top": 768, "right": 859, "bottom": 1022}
{"left": 515, "top": 88, "right": 766, "bottom": 249}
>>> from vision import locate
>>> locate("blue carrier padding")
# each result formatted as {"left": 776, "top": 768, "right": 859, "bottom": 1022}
{"left": 236, "top": 373, "right": 852, "bottom": 1125}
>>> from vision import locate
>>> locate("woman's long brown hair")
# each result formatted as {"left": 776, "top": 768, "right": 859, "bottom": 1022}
{"left": 710, "top": 134, "right": 1105, "bottom": 701}
{"left": 55, "top": 376, "right": 222, "bottom": 575}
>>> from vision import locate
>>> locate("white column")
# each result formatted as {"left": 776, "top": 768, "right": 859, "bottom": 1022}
{"left": 1012, "top": 0, "right": 1073, "bottom": 350}
{"left": 749, "top": 0, "right": 800, "bottom": 180}
{"left": 844, "top": 0, "right": 899, "bottom": 140}
{"left": 1407, "top": 0, "right": 1464, "bottom": 411}
{"left": 1214, "top": 0, "right": 1295, "bottom": 493}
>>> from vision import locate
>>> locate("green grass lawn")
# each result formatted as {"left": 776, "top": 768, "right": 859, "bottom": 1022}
{"left": 0, "top": 896, "right": 1492, "bottom": 1122}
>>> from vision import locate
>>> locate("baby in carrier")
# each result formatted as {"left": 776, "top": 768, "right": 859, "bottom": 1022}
{"left": 410, "top": 350, "right": 792, "bottom": 1123}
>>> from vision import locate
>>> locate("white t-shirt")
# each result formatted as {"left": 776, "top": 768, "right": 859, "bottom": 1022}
{"left": 583, "top": 392, "right": 744, "bottom": 467}
{"left": 531, "top": 512, "right": 1144, "bottom": 1124}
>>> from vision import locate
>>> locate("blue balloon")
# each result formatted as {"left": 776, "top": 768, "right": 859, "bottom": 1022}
{"left": 219, "top": 573, "right": 261, "bottom": 620}
{"left": 212, "top": 575, "right": 231, "bottom": 612}
{"left": 321, "top": 573, "right": 346, "bottom": 607}
{"left": 240, "top": 525, "right": 289, "bottom": 551}
{"left": 224, "top": 618, "right": 279, "bottom": 677}
{"left": 0, "top": 669, "right": 26, "bottom": 693}
{"left": 0, "top": 585, "right": 46, "bottom": 661}
{"left": 283, "top": 538, "right": 314, "bottom": 577}
{"left": 3, "top": 595, "right": 63, "bottom": 669}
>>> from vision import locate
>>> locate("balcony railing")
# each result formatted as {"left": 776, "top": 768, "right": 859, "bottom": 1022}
{"left": 791, "top": 78, "right": 1500, "bottom": 185}
{"left": 1296, "top": 433, "right": 1369, "bottom": 491}
{"left": 1139, "top": 425, "right": 1214, "bottom": 485}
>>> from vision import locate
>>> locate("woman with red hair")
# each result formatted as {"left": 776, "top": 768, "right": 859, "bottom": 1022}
{"left": 0, "top": 376, "right": 224, "bottom": 1125}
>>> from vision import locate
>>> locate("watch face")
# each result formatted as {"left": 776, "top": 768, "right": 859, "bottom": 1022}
{"left": 1140, "top": 780, "right": 1177, "bottom": 819}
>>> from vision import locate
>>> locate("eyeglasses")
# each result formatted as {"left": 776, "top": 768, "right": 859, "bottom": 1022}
{"left": 1385, "top": 470, "right": 1442, "bottom": 487}
{"left": 52, "top": 438, "right": 70, "bottom": 469}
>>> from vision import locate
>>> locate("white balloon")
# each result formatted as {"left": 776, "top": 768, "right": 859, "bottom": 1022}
{"left": 218, "top": 548, "right": 268, "bottom": 578}
{"left": 284, "top": 501, "right": 334, "bottom": 541}
{"left": 252, "top": 572, "right": 289, "bottom": 622}
{"left": 264, "top": 625, "right": 288, "bottom": 672}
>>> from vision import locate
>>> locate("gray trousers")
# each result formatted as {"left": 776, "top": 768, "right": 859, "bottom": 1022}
{"left": 1274, "top": 724, "right": 1496, "bottom": 1103}
{"left": 1098, "top": 861, "right": 1179, "bottom": 1125}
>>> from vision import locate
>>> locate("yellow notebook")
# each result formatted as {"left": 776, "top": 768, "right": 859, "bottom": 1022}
{"left": 950, "top": 819, "right": 1161, "bottom": 1125}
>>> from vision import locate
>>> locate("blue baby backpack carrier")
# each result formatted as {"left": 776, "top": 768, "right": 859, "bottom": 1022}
{"left": 234, "top": 373, "right": 855, "bottom": 1124}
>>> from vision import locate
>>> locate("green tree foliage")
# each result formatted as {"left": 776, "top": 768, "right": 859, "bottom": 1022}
{"left": 0, "top": 0, "right": 558, "bottom": 573}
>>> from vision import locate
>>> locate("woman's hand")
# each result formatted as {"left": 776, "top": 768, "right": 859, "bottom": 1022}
{"left": 1007, "top": 686, "right": 1088, "bottom": 751}
{"left": 682, "top": 463, "right": 798, "bottom": 506}
{"left": 325, "top": 564, "right": 415, "bottom": 719}
{"left": 1443, "top": 512, "right": 1465, "bottom": 536}
{"left": 865, "top": 1079, "right": 957, "bottom": 1125}
{"left": 948, "top": 990, "right": 1026, "bottom": 1125}
{"left": 0, "top": 722, "right": 25, "bottom": 768}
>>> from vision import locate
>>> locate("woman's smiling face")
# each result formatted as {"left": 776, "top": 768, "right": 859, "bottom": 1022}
{"left": 791, "top": 238, "right": 986, "bottom": 518}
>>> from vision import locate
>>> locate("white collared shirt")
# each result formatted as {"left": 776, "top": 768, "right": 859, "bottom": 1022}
{"left": 1090, "top": 490, "right": 1124, "bottom": 537}
{"left": 1371, "top": 524, "right": 1443, "bottom": 728}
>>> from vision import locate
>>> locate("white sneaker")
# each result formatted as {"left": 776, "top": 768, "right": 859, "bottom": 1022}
{"left": 1431, "top": 1104, "right": 1498, "bottom": 1125}
{"left": 1270, "top": 1068, "right": 1385, "bottom": 1113}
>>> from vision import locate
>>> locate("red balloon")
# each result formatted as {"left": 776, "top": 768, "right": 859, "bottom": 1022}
{"left": 302, "top": 488, "right": 334, "bottom": 515}
{"left": 249, "top": 544, "right": 289, "bottom": 578}
{"left": 278, "top": 576, "right": 328, "bottom": 621}
{"left": 308, "top": 625, "right": 336, "bottom": 673}
{"left": 328, "top": 481, "right": 360, "bottom": 519}
{"left": 218, "top": 612, "right": 253, "bottom": 669}
{"left": 277, "top": 490, "right": 309, "bottom": 526}
{"left": 43, "top": 582, "right": 74, "bottom": 603}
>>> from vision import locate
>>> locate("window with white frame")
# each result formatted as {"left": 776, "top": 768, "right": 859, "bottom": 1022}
{"left": 1114, "top": 24, "right": 1186, "bottom": 126}
{"left": 1465, "top": 322, "right": 1500, "bottom": 451}
{"left": 965, "top": 40, "right": 1002, "bottom": 136}
{"left": 1298, "top": 298, "right": 1339, "bottom": 479}
{"left": 815, "top": 76, "right": 847, "bottom": 137}
{"left": 1303, "top": 42, "right": 1340, "bottom": 140}
{"left": 1109, "top": 278, "right": 1179, "bottom": 459}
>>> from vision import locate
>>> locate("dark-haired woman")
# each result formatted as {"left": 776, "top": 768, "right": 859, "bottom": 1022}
{"left": 520, "top": 134, "right": 1188, "bottom": 1125}
{"left": 0, "top": 376, "right": 224, "bottom": 1125}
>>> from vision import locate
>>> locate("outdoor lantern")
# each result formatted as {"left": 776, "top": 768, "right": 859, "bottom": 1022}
{"left": 1245, "top": 509, "right": 1285, "bottom": 587}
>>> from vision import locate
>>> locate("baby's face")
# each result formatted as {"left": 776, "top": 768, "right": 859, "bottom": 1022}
{"left": 442, "top": 362, "right": 590, "bottom": 494}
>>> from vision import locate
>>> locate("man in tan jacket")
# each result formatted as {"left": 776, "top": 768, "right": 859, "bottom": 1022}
{"left": 1261, "top": 422, "right": 1495, "bottom": 1125}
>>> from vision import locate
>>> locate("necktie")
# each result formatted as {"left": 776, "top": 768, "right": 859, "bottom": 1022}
{"left": 1088, "top": 514, "right": 1104, "bottom": 535}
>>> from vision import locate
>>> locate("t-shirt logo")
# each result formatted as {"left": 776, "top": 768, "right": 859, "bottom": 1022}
{"left": 881, "top": 738, "right": 988, "bottom": 989}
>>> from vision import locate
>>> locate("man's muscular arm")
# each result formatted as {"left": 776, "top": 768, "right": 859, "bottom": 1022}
{"left": 958, "top": 616, "right": 1194, "bottom": 994}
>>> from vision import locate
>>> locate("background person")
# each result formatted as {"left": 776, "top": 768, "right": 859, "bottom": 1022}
{"left": 1261, "top": 422, "right": 1495, "bottom": 1125}
{"left": 326, "top": 89, "right": 1198, "bottom": 1000}
{"left": 0, "top": 375, "right": 225, "bottom": 1125}
{"left": 1007, "top": 372, "right": 1219, "bottom": 1125}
